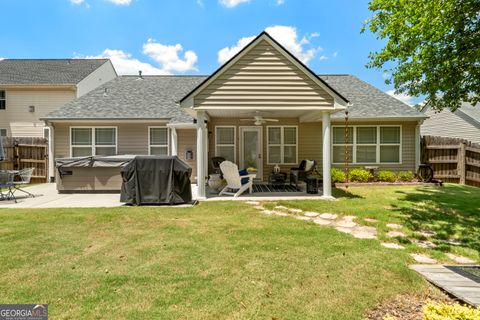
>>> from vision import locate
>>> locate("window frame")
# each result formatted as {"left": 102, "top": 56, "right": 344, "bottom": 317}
{"left": 0, "top": 90, "right": 6, "bottom": 110}
{"left": 266, "top": 125, "right": 298, "bottom": 165}
{"left": 215, "top": 126, "right": 236, "bottom": 163}
{"left": 148, "top": 126, "right": 170, "bottom": 156}
{"left": 0, "top": 128, "right": 7, "bottom": 137}
{"left": 332, "top": 125, "right": 402, "bottom": 165}
{"left": 70, "top": 126, "right": 118, "bottom": 157}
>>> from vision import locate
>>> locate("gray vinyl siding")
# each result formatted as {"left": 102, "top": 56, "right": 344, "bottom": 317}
{"left": 194, "top": 40, "right": 334, "bottom": 109}
{"left": 421, "top": 108, "right": 480, "bottom": 144}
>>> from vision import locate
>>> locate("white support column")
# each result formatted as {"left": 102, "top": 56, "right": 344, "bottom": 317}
{"left": 171, "top": 127, "right": 178, "bottom": 156}
{"left": 196, "top": 111, "right": 206, "bottom": 199}
{"left": 322, "top": 111, "right": 334, "bottom": 200}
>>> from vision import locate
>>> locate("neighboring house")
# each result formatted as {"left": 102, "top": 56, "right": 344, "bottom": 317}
{"left": 421, "top": 102, "right": 480, "bottom": 144}
{"left": 0, "top": 59, "right": 117, "bottom": 138}
{"left": 43, "top": 32, "right": 426, "bottom": 198}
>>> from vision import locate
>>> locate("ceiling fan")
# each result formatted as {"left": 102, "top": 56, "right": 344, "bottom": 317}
{"left": 239, "top": 115, "right": 279, "bottom": 126}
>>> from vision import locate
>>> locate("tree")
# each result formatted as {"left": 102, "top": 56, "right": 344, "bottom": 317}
{"left": 363, "top": 0, "right": 479, "bottom": 111}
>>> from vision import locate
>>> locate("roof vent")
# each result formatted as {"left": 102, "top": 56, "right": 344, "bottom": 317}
{"left": 138, "top": 70, "right": 143, "bottom": 79}
{"left": 103, "top": 88, "right": 108, "bottom": 97}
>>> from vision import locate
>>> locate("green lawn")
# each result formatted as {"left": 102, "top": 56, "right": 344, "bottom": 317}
{"left": 0, "top": 184, "right": 478, "bottom": 319}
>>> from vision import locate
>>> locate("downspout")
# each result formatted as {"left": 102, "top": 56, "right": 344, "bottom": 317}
{"left": 47, "top": 122, "right": 55, "bottom": 182}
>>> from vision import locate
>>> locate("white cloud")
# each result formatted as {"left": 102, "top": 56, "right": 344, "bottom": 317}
{"left": 70, "top": 0, "right": 84, "bottom": 4}
{"left": 332, "top": 51, "right": 338, "bottom": 58}
{"left": 142, "top": 39, "right": 198, "bottom": 73}
{"left": 276, "top": 0, "right": 285, "bottom": 5}
{"left": 219, "top": 0, "right": 250, "bottom": 8}
{"left": 85, "top": 49, "right": 167, "bottom": 75}
{"left": 319, "top": 55, "right": 328, "bottom": 61}
{"left": 197, "top": 0, "right": 204, "bottom": 7}
{"left": 386, "top": 90, "right": 414, "bottom": 106}
{"left": 82, "top": 39, "right": 198, "bottom": 75}
{"left": 217, "top": 25, "right": 319, "bottom": 65}
{"left": 106, "top": 0, "right": 132, "bottom": 5}
{"left": 217, "top": 36, "right": 256, "bottom": 64}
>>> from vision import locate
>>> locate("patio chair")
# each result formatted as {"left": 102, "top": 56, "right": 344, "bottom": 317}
{"left": 290, "top": 160, "right": 317, "bottom": 189}
{"left": 11, "top": 167, "right": 35, "bottom": 198}
{"left": 219, "top": 161, "right": 254, "bottom": 197}
{"left": 0, "top": 170, "right": 16, "bottom": 202}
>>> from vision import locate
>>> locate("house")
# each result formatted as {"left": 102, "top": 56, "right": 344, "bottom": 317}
{"left": 421, "top": 102, "right": 480, "bottom": 144}
{"left": 0, "top": 59, "right": 117, "bottom": 138}
{"left": 43, "top": 32, "right": 426, "bottom": 198}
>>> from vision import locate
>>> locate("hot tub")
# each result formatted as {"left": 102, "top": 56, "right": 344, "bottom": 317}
{"left": 55, "top": 155, "right": 135, "bottom": 193}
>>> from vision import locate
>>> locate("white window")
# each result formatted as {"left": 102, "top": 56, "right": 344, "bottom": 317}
{"left": 0, "top": 128, "right": 7, "bottom": 137}
{"left": 215, "top": 126, "right": 236, "bottom": 162}
{"left": 0, "top": 91, "right": 5, "bottom": 110}
{"left": 149, "top": 127, "right": 169, "bottom": 155}
{"left": 267, "top": 126, "right": 297, "bottom": 165}
{"left": 332, "top": 126, "right": 401, "bottom": 164}
{"left": 70, "top": 127, "right": 117, "bottom": 157}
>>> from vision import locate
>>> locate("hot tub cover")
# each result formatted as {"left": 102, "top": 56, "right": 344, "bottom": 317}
{"left": 56, "top": 155, "right": 136, "bottom": 176}
{"left": 120, "top": 156, "right": 192, "bottom": 205}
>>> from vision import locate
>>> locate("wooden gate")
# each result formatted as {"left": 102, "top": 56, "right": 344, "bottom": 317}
{"left": 421, "top": 135, "right": 480, "bottom": 187}
{"left": 0, "top": 137, "right": 49, "bottom": 183}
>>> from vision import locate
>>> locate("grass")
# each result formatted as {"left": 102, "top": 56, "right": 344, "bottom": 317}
{"left": 0, "top": 184, "right": 478, "bottom": 319}
{"left": 275, "top": 183, "right": 480, "bottom": 262}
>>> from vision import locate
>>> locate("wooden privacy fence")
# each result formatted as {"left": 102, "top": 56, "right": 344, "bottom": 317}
{"left": 0, "top": 137, "right": 49, "bottom": 183}
{"left": 421, "top": 135, "right": 480, "bottom": 187}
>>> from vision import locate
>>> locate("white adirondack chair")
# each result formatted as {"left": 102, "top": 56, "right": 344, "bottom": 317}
{"left": 219, "top": 161, "right": 255, "bottom": 197}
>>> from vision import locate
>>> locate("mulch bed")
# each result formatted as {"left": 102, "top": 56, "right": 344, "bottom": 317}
{"left": 364, "top": 287, "right": 455, "bottom": 320}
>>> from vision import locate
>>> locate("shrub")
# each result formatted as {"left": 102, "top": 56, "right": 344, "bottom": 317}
{"left": 377, "top": 170, "right": 396, "bottom": 182}
{"left": 423, "top": 302, "right": 480, "bottom": 320}
{"left": 331, "top": 168, "right": 346, "bottom": 183}
{"left": 349, "top": 168, "right": 373, "bottom": 183}
{"left": 397, "top": 171, "right": 414, "bottom": 182}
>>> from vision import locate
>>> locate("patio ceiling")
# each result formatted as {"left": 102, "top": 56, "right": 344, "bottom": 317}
{"left": 203, "top": 108, "right": 337, "bottom": 122}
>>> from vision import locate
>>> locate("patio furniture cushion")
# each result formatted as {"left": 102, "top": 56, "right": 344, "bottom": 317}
{"left": 239, "top": 169, "right": 249, "bottom": 185}
{"left": 304, "top": 160, "right": 315, "bottom": 172}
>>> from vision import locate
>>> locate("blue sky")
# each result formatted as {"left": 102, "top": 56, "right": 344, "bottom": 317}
{"left": 0, "top": 0, "right": 417, "bottom": 104}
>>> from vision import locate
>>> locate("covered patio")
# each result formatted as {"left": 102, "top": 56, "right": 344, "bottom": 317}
{"left": 179, "top": 32, "right": 350, "bottom": 199}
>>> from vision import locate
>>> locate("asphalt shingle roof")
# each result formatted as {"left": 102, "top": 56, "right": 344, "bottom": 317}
{"left": 44, "top": 75, "right": 207, "bottom": 123}
{"left": 44, "top": 74, "right": 425, "bottom": 122}
{"left": 0, "top": 59, "right": 109, "bottom": 85}
{"left": 318, "top": 74, "right": 425, "bottom": 119}
{"left": 457, "top": 102, "right": 480, "bottom": 125}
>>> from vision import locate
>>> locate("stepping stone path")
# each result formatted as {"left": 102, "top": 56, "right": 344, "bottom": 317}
{"left": 335, "top": 226, "right": 353, "bottom": 234}
{"left": 351, "top": 226, "right": 377, "bottom": 239}
{"left": 411, "top": 253, "right": 437, "bottom": 264}
{"left": 295, "top": 216, "right": 311, "bottom": 221}
{"left": 413, "top": 239, "right": 437, "bottom": 249}
{"left": 262, "top": 210, "right": 275, "bottom": 215}
{"left": 443, "top": 239, "right": 463, "bottom": 246}
{"left": 386, "top": 223, "right": 403, "bottom": 230}
{"left": 446, "top": 253, "right": 476, "bottom": 264}
{"left": 335, "top": 217, "right": 357, "bottom": 228}
{"left": 364, "top": 218, "right": 378, "bottom": 223}
{"left": 313, "top": 218, "right": 332, "bottom": 225}
{"left": 381, "top": 242, "right": 405, "bottom": 250}
{"left": 253, "top": 205, "right": 264, "bottom": 211}
{"left": 287, "top": 208, "right": 303, "bottom": 214}
{"left": 319, "top": 213, "right": 337, "bottom": 220}
{"left": 274, "top": 211, "right": 289, "bottom": 217}
{"left": 387, "top": 231, "right": 406, "bottom": 238}
{"left": 274, "top": 205, "right": 289, "bottom": 211}
{"left": 304, "top": 211, "right": 319, "bottom": 218}
{"left": 416, "top": 230, "right": 437, "bottom": 238}
{"left": 245, "top": 201, "right": 260, "bottom": 206}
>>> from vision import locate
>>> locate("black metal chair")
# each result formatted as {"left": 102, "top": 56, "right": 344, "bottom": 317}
{"left": 290, "top": 160, "right": 317, "bottom": 189}
{"left": 0, "top": 170, "right": 16, "bottom": 202}
{"left": 12, "top": 167, "right": 35, "bottom": 198}
{"left": 211, "top": 157, "right": 226, "bottom": 174}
